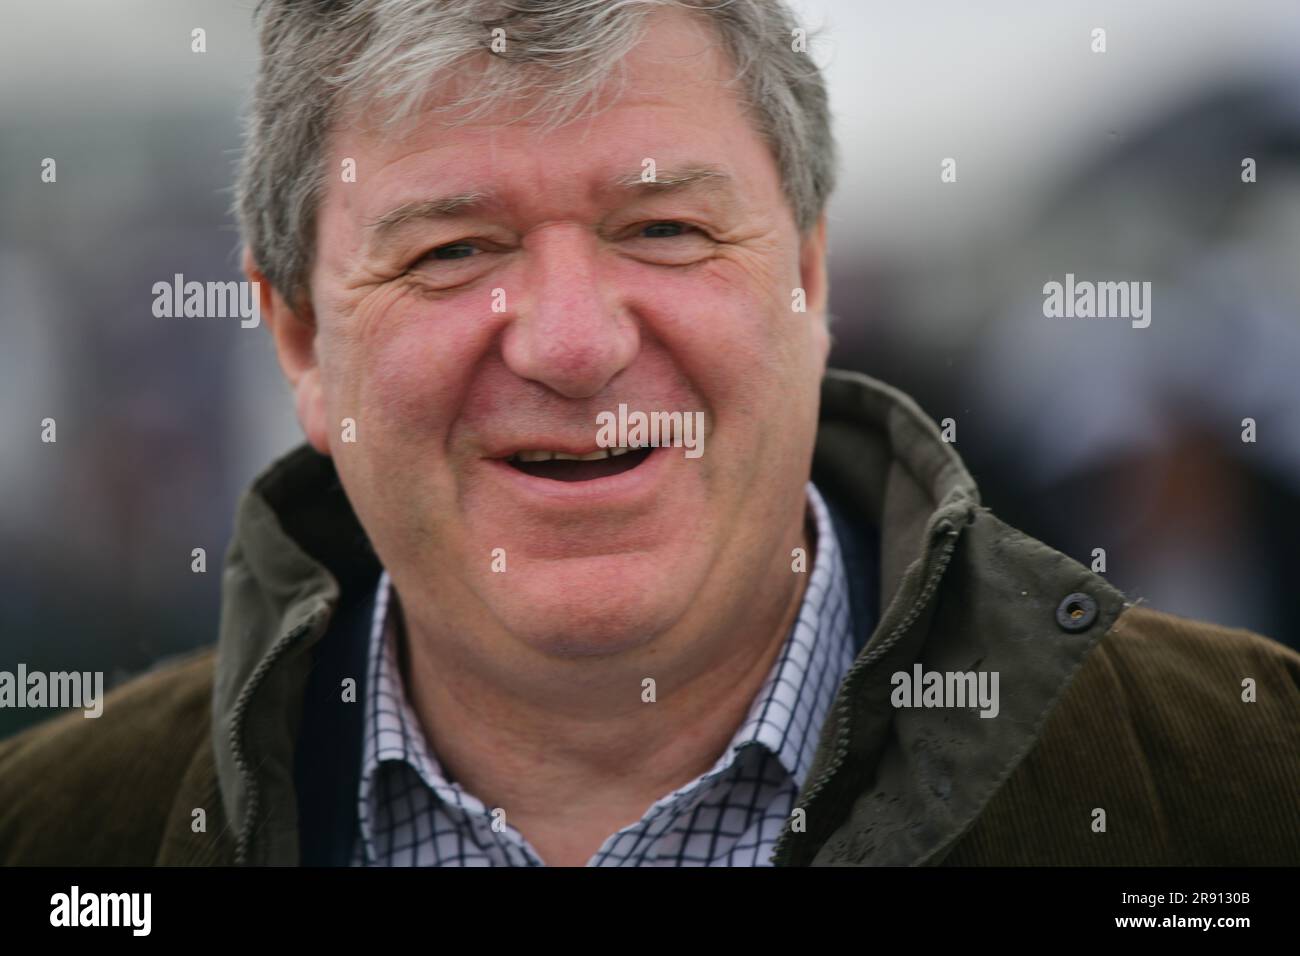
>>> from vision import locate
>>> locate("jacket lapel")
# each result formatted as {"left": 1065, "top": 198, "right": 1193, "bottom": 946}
{"left": 211, "top": 445, "right": 379, "bottom": 865}
{"left": 774, "top": 371, "right": 1126, "bottom": 864}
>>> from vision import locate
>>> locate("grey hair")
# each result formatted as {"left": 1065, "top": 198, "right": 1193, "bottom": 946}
{"left": 234, "top": 0, "right": 837, "bottom": 306}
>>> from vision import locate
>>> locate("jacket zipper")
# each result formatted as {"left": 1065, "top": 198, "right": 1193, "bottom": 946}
{"left": 230, "top": 614, "right": 323, "bottom": 865}
{"left": 771, "top": 520, "right": 961, "bottom": 866}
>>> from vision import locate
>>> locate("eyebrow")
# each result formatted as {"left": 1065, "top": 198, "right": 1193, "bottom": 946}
{"left": 608, "top": 163, "right": 733, "bottom": 193}
{"left": 366, "top": 192, "right": 492, "bottom": 233}
{"left": 363, "top": 163, "right": 738, "bottom": 250}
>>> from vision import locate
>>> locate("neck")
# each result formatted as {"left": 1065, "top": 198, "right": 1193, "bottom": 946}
{"left": 396, "top": 512, "right": 816, "bottom": 865}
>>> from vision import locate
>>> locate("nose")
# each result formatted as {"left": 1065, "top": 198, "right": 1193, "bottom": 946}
{"left": 500, "top": 224, "right": 639, "bottom": 399}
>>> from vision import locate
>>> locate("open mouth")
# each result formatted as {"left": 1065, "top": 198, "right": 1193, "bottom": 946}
{"left": 504, "top": 447, "right": 655, "bottom": 482}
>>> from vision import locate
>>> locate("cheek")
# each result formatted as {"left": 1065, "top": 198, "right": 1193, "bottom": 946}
{"left": 631, "top": 258, "right": 806, "bottom": 418}
{"left": 325, "top": 292, "right": 502, "bottom": 446}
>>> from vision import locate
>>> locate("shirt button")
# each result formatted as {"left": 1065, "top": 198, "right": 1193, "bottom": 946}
{"left": 1056, "top": 592, "right": 1098, "bottom": 632}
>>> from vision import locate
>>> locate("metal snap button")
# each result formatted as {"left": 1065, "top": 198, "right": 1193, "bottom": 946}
{"left": 1056, "top": 592, "right": 1098, "bottom": 632}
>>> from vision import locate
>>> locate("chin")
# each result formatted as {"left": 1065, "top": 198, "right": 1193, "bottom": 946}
{"left": 489, "top": 567, "right": 687, "bottom": 660}
{"left": 458, "top": 526, "right": 724, "bottom": 659}
{"left": 518, "top": 626, "right": 660, "bottom": 660}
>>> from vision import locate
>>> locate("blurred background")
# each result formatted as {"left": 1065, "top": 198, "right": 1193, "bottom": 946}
{"left": 2, "top": 0, "right": 1298, "bottom": 737}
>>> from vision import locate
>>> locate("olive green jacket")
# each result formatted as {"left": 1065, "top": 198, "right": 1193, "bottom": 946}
{"left": 2, "top": 369, "right": 1297, "bottom": 865}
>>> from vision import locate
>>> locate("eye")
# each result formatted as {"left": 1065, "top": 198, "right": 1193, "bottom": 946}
{"left": 426, "top": 242, "right": 478, "bottom": 261}
{"left": 641, "top": 221, "right": 692, "bottom": 238}
{"left": 619, "top": 220, "right": 715, "bottom": 266}
{"left": 404, "top": 239, "right": 499, "bottom": 290}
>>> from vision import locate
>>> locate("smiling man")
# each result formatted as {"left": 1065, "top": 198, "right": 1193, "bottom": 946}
{"left": 1, "top": 0, "right": 1297, "bottom": 868}
{"left": 266, "top": 0, "right": 839, "bottom": 867}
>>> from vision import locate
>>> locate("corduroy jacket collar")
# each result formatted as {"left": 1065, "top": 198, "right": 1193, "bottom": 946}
{"left": 207, "top": 368, "right": 1126, "bottom": 865}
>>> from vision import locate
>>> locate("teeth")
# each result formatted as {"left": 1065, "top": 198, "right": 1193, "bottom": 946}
{"left": 511, "top": 449, "right": 614, "bottom": 462}
{"left": 608, "top": 446, "right": 632, "bottom": 457}
{"left": 554, "top": 450, "right": 611, "bottom": 461}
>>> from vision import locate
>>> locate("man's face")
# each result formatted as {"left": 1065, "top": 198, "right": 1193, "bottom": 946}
{"left": 271, "top": 8, "right": 830, "bottom": 660}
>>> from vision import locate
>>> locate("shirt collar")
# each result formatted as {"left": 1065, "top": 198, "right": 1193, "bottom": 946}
{"left": 729, "top": 480, "right": 854, "bottom": 789}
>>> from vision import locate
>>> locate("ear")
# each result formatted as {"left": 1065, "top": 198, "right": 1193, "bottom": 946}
{"left": 799, "top": 212, "right": 831, "bottom": 364}
{"left": 243, "top": 248, "right": 331, "bottom": 455}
